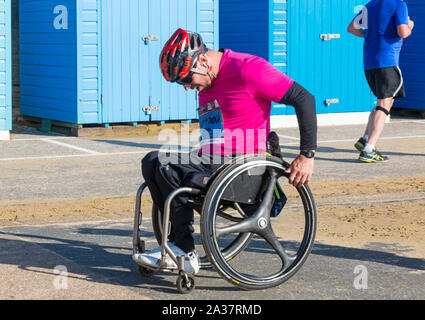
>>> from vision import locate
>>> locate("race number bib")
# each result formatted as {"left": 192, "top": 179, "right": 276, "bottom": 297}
{"left": 198, "top": 100, "right": 224, "bottom": 145}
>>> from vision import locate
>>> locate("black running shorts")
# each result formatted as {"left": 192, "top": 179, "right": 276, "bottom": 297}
{"left": 364, "top": 66, "right": 405, "bottom": 100}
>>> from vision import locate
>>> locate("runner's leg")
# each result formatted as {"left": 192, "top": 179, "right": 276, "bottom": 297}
{"left": 364, "top": 107, "right": 376, "bottom": 139}
{"left": 366, "top": 97, "right": 393, "bottom": 147}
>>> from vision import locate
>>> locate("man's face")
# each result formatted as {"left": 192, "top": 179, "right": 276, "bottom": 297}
{"left": 182, "top": 56, "right": 212, "bottom": 92}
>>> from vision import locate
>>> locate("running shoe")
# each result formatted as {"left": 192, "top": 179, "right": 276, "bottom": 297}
{"left": 133, "top": 242, "right": 200, "bottom": 274}
{"left": 354, "top": 137, "right": 367, "bottom": 151}
{"left": 359, "top": 149, "right": 389, "bottom": 163}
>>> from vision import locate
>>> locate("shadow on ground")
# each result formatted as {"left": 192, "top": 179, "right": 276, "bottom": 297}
{"left": 1, "top": 225, "right": 423, "bottom": 295}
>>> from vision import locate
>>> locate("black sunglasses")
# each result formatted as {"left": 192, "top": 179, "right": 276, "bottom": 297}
{"left": 176, "top": 57, "right": 203, "bottom": 85}
{"left": 176, "top": 73, "right": 193, "bottom": 85}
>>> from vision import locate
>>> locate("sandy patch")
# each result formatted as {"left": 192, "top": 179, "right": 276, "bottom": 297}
{"left": 1, "top": 175, "right": 424, "bottom": 259}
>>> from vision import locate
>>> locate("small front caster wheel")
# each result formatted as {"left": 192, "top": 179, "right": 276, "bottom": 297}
{"left": 138, "top": 265, "right": 154, "bottom": 277}
{"left": 176, "top": 274, "right": 195, "bottom": 294}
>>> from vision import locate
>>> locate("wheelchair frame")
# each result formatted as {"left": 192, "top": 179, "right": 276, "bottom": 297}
{"left": 132, "top": 154, "right": 317, "bottom": 294}
{"left": 133, "top": 183, "right": 202, "bottom": 292}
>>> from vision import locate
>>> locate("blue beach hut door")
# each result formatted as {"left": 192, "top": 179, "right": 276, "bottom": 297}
{"left": 0, "top": 0, "right": 11, "bottom": 139}
{"left": 100, "top": 0, "right": 198, "bottom": 125}
{"left": 287, "top": 0, "right": 374, "bottom": 115}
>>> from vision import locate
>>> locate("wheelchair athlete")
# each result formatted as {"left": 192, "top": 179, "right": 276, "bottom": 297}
{"left": 133, "top": 28, "right": 318, "bottom": 274}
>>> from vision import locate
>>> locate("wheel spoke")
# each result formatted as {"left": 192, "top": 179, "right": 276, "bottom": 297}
{"left": 216, "top": 210, "right": 244, "bottom": 222}
{"left": 216, "top": 218, "right": 256, "bottom": 238}
{"left": 262, "top": 173, "right": 278, "bottom": 207}
{"left": 233, "top": 202, "right": 248, "bottom": 218}
{"left": 261, "top": 227, "right": 296, "bottom": 270}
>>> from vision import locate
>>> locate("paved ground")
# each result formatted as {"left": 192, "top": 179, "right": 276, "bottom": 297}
{"left": 0, "top": 116, "right": 424, "bottom": 301}
{"left": 2, "top": 118, "right": 425, "bottom": 200}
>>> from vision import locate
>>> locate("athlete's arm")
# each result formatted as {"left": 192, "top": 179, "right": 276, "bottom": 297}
{"left": 397, "top": 18, "right": 414, "bottom": 38}
{"left": 279, "top": 82, "right": 317, "bottom": 186}
{"left": 242, "top": 59, "right": 316, "bottom": 186}
{"left": 347, "top": 19, "right": 365, "bottom": 38}
{"left": 396, "top": 2, "right": 412, "bottom": 39}
{"left": 279, "top": 82, "right": 317, "bottom": 152}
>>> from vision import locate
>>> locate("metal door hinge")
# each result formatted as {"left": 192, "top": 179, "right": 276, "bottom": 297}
{"left": 320, "top": 34, "right": 341, "bottom": 41}
{"left": 143, "top": 106, "right": 159, "bottom": 115}
{"left": 325, "top": 99, "right": 340, "bottom": 106}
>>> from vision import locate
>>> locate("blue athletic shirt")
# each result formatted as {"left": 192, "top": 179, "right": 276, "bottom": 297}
{"left": 356, "top": 0, "right": 409, "bottom": 70}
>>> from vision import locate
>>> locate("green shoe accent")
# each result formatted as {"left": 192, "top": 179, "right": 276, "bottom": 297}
{"left": 359, "top": 150, "right": 389, "bottom": 163}
{"left": 354, "top": 137, "right": 367, "bottom": 152}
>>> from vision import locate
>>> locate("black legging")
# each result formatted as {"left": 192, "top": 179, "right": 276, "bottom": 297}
{"left": 141, "top": 151, "right": 223, "bottom": 253}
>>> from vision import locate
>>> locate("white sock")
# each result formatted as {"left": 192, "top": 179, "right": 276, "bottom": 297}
{"left": 364, "top": 143, "right": 375, "bottom": 153}
{"left": 363, "top": 134, "right": 368, "bottom": 141}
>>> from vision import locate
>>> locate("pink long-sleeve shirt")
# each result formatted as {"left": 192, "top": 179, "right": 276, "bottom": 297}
{"left": 198, "top": 49, "right": 294, "bottom": 155}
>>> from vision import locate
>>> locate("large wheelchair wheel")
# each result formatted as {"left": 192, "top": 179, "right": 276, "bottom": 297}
{"left": 200, "top": 155, "right": 316, "bottom": 290}
{"left": 151, "top": 199, "right": 254, "bottom": 269}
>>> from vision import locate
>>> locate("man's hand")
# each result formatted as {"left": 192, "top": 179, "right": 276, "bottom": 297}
{"left": 398, "top": 18, "right": 414, "bottom": 38}
{"left": 285, "top": 155, "right": 314, "bottom": 187}
{"left": 408, "top": 18, "right": 414, "bottom": 30}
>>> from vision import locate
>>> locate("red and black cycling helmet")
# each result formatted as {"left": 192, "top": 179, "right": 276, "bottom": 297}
{"left": 160, "top": 28, "right": 208, "bottom": 84}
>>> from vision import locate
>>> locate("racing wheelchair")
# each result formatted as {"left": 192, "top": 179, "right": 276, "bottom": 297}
{"left": 132, "top": 133, "right": 317, "bottom": 294}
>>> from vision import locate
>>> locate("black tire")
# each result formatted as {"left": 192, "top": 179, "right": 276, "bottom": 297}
{"left": 151, "top": 202, "right": 254, "bottom": 269}
{"left": 176, "top": 274, "right": 196, "bottom": 294}
{"left": 137, "top": 265, "right": 154, "bottom": 277}
{"left": 200, "top": 155, "right": 316, "bottom": 290}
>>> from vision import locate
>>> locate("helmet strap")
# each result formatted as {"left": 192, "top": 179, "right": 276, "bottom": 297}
{"left": 190, "top": 54, "right": 217, "bottom": 80}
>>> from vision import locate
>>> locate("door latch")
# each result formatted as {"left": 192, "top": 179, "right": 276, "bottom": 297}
{"left": 325, "top": 99, "right": 340, "bottom": 106}
{"left": 143, "top": 106, "right": 159, "bottom": 115}
{"left": 142, "top": 35, "right": 159, "bottom": 44}
{"left": 320, "top": 34, "right": 341, "bottom": 41}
